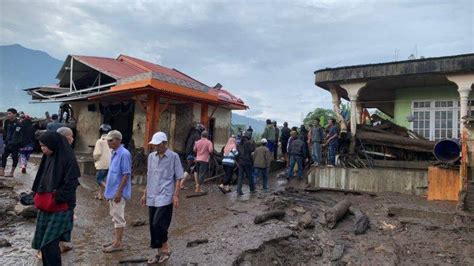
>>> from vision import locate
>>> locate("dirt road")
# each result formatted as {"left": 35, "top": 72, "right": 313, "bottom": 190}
{"left": 1, "top": 161, "right": 473, "bottom": 265}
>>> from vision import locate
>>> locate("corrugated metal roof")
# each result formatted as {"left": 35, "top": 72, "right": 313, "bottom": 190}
{"left": 73, "top": 55, "right": 144, "bottom": 79}
{"left": 32, "top": 53, "right": 246, "bottom": 108}
{"left": 208, "top": 88, "right": 247, "bottom": 109}
{"left": 117, "top": 55, "right": 204, "bottom": 84}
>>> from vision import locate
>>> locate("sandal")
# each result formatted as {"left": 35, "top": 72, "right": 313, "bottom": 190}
{"left": 147, "top": 254, "right": 160, "bottom": 264}
{"left": 218, "top": 185, "right": 226, "bottom": 194}
{"left": 158, "top": 251, "right": 170, "bottom": 263}
{"left": 102, "top": 241, "right": 114, "bottom": 248}
{"left": 102, "top": 245, "right": 123, "bottom": 253}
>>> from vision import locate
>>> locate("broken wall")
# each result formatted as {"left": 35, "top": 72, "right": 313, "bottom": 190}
{"left": 174, "top": 103, "right": 194, "bottom": 153}
{"left": 71, "top": 101, "right": 101, "bottom": 153}
{"left": 132, "top": 103, "right": 146, "bottom": 149}
{"left": 211, "top": 106, "right": 231, "bottom": 151}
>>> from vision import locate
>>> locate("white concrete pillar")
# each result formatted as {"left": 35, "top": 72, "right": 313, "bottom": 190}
{"left": 447, "top": 74, "right": 474, "bottom": 133}
{"left": 340, "top": 82, "right": 366, "bottom": 135}
{"left": 328, "top": 85, "right": 348, "bottom": 134}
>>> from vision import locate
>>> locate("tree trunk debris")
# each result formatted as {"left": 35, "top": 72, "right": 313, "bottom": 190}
{"left": 349, "top": 206, "right": 369, "bottom": 235}
{"left": 254, "top": 210, "right": 286, "bottom": 224}
{"left": 304, "top": 187, "right": 377, "bottom": 197}
{"left": 324, "top": 200, "right": 352, "bottom": 229}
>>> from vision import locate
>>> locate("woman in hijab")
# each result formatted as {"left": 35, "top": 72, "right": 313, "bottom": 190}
{"left": 219, "top": 136, "right": 238, "bottom": 193}
{"left": 31, "top": 131, "right": 81, "bottom": 265}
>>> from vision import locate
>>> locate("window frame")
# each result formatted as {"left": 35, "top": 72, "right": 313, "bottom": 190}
{"left": 411, "top": 99, "right": 459, "bottom": 141}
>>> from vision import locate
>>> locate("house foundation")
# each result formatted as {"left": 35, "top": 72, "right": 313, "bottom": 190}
{"left": 307, "top": 167, "right": 428, "bottom": 196}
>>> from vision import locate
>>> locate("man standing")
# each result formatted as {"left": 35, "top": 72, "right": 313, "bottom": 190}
{"left": 262, "top": 119, "right": 276, "bottom": 154}
{"left": 46, "top": 114, "right": 63, "bottom": 132}
{"left": 141, "top": 131, "right": 183, "bottom": 264}
{"left": 279, "top": 122, "right": 291, "bottom": 163}
{"left": 272, "top": 121, "right": 279, "bottom": 160}
{"left": 93, "top": 124, "right": 112, "bottom": 200}
{"left": 193, "top": 131, "right": 213, "bottom": 193}
{"left": 246, "top": 126, "right": 253, "bottom": 139}
{"left": 0, "top": 108, "right": 22, "bottom": 177}
{"left": 310, "top": 119, "right": 325, "bottom": 166}
{"left": 102, "top": 130, "right": 132, "bottom": 253}
{"left": 287, "top": 134, "right": 308, "bottom": 181}
{"left": 325, "top": 118, "right": 340, "bottom": 167}
{"left": 252, "top": 138, "right": 272, "bottom": 191}
{"left": 237, "top": 133, "right": 256, "bottom": 195}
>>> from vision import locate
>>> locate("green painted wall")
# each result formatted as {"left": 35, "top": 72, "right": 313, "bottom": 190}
{"left": 393, "top": 85, "right": 460, "bottom": 128}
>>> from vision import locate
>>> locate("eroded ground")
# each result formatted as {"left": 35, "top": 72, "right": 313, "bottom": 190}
{"left": 1, "top": 160, "right": 473, "bottom": 265}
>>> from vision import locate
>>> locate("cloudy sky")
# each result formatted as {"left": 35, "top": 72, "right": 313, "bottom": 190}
{"left": 1, "top": 0, "right": 473, "bottom": 125}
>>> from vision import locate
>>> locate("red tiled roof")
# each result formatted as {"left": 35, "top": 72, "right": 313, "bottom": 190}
{"left": 73, "top": 55, "right": 144, "bottom": 79}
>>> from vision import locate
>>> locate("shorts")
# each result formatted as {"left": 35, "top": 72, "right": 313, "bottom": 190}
{"left": 96, "top": 169, "right": 108, "bottom": 185}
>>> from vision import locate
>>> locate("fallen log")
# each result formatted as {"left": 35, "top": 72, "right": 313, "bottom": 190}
{"left": 324, "top": 200, "right": 352, "bottom": 229}
{"left": 304, "top": 187, "right": 377, "bottom": 197}
{"left": 356, "top": 130, "right": 435, "bottom": 153}
{"left": 254, "top": 210, "right": 286, "bottom": 224}
{"left": 186, "top": 191, "right": 208, "bottom": 198}
{"left": 186, "top": 238, "right": 209, "bottom": 247}
{"left": 349, "top": 206, "right": 369, "bottom": 235}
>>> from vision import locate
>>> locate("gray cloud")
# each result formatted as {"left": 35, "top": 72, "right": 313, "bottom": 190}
{"left": 1, "top": 0, "right": 472, "bottom": 125}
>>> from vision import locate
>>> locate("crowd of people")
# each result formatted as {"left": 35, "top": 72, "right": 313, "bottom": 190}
{"left": 0, "top": 106, "right": 341, "bottom": 265}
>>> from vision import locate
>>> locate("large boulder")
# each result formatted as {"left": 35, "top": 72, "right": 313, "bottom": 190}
{"left": 14, "top": 204, "right": 38, "bottom": 218}
{"left": 0, "top": 197, "right": 17, "bottom": 215}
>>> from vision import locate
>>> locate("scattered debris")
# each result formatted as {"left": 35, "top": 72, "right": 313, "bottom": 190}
{"left": 118, "top": 258, "right": 148, "bottom": 264}
{"left": 19, "top": 205, "right": 38, "bottom": 219}
{"left": 186, "top": 238, "right": 209, "bottom": 247}
{"left": 292, "top": 206, "right": 306, "bottom": 214}
{"left": 331, "top": 244, "right": 345, "bottom": 261}
{"left": 225, "top": 207, "right": 248, "bottom": 214}
{"left": 314, "top": 244, "right": 323, "bottom": 256}
{"left": 130, "top": 219, "right": 148, "bottom": 227}
{"left": 380, "top": 221, "right": 397, "bottom": 230}
{"left": 186, "top": 191, "right": 208, "bottom": 198}
{"left": 298, "top": 212, "right": 315, "bottom": 229}
{"left": 254, "top": 210, "right": 286, "bottom": 224}
{"left": 324, "top": 200, "right": 352, "bottom": 229}
{"left": 0, "top": 238, "right": 12, "bottom": 248}
{"left": 349, "top": 206, "right": 369, "bottom": 235}
{"left": 304, "top": 187, "right": 377, "bottom": 197}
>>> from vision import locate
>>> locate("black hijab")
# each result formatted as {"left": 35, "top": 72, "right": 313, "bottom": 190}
{"left": 32, "top": 132, "right": 81, "bottom": 205}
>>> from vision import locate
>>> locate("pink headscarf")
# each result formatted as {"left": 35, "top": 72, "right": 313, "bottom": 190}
{"left": 223, "top": 137, "right": 237, "bottom": 154}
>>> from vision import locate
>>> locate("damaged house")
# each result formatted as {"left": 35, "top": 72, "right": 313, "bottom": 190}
{"left": 313, "top": 53, "right": 474, "bottom": 209}
{"left": 25, "top": 54, "right": 247, "bottom": 169}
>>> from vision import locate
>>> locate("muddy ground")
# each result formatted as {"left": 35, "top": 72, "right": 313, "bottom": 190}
{"left": 1, "top": 159, "right": 474, "bottom": 265}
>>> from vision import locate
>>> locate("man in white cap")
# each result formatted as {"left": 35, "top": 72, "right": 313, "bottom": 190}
{"left": 102, "top": 130, "right": 132, "bottom": 253}
{"left": 141, "top": 131, "right": 184, "bottom": 264}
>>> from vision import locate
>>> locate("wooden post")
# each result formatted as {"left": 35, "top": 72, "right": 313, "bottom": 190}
{"left": 145, "top": 93, "right": 158, "bottom": 153}
{"left": 201, "top": 103, "right": 209, "bottom": 128}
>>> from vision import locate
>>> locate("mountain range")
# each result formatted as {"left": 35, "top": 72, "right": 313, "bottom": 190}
{"left": 0, "top": 44, "right": 265, "bottom": 132}
{"left": 0, "top": 44, "right": 62, "bottom": 116}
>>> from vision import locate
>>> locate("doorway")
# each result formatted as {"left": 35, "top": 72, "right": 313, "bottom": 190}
{"left": 101, "top": 101, "right": 134, "bottom": 149}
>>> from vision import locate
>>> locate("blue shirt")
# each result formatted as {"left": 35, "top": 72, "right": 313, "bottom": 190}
{"left": 328, "top": 126, "right": 339, "bottom": 145}
{"left": 104, "top": 145, "right": 132, "bottom": 200}
{"left": 146, "top": 149, "right": 184, "bottom": 207}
